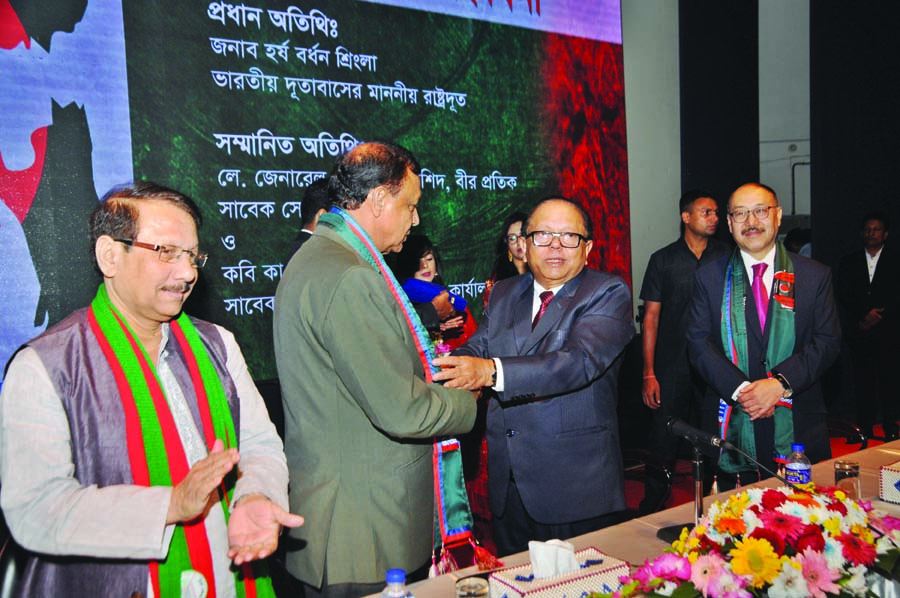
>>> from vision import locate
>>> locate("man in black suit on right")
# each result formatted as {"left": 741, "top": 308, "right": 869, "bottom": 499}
{"left": 688, "top": 183, "right": 841, "bottom": 490}
{"left": 836, "top": 212, "right": 900, "bottom": 440}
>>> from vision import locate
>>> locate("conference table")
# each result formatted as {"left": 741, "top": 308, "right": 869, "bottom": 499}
{"left": 376, "top": 439, "right": 900, "bottom": 598}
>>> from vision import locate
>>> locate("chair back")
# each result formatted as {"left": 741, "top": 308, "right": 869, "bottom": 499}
{"left": 621, "top": 448, "right": 674, "bottom": 519}
{"left": 0, "top": 533, "right": 26, "bottom": 598}
{"left": 827, "top": 416, "right": 868, "bottom": 457}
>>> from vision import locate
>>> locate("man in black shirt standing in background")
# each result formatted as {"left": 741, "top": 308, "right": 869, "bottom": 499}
{"left": 639, "top": 189, "right": 729, "bottom": 512}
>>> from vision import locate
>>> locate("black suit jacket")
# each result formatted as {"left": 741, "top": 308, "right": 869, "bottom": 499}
{"left": 687, "top": 250, "right": 841, "bottom": 466}
{"left": 836, "top": 246, "right": 900, "bottom": 345}
{"left": 454, "top": 268, "right": 634, "bottom": 523}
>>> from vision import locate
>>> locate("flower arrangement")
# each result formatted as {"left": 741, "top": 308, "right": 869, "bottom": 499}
{"left": 598, "top": 484, "right": 900, "bottom": 598}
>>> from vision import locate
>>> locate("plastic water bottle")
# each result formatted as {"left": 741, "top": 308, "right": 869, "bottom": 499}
{"left": 381, "top": 568, "right": 414, "bottom": 598}
{"left": 784, "top": 443, "right": 812, "bottom": 485}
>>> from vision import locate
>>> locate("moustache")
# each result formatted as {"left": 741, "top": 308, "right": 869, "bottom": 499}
{"left": 163, "top": 283, "right": 192, "bottom": 294}
{"left": 741, "top": 226, "right": 764, "bottom": 234}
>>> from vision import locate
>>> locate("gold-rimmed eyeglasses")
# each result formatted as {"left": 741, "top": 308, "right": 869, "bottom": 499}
{"left": 728, "top": 205, "right": 777, "bottom": 223}
{"left": 114, "top": 238, "right": 208, "bottom": 269}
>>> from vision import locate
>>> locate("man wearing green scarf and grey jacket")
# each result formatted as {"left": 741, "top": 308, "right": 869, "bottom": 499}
{"left": 688, "top": 183, "right": 841, "bottom": 491}
{"left": 274, "top": 141, "right": 477, "bottom": 598}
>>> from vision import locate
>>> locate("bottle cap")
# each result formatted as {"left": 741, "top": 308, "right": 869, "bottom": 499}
{"left": 791, "top": 443, "right": 804, "bottom": 452}
{"left": 386, "top": 569, "right": 406, "bottom": 584}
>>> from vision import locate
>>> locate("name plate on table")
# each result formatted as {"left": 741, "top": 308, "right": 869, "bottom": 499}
{"left": 880, "top": 460, "right": 900, "bottom": 504}
{"left": 488, "top": 547, "right": 628, "bottom": 598}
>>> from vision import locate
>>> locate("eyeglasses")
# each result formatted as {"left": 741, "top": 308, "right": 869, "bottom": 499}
{"left": 527, "top": 231, "right": 587, "bottom": 248}
{"left": 728, "top": 205, "right": 777, "bottom": 223}
{"left": 506, "top": 233, "right": 522, "bottom": 244}
{"left": 115, "top": 239, "right": 208, "bottom": 269}
{"left": 697, "top": 208, "right": 719, "bottom": 217}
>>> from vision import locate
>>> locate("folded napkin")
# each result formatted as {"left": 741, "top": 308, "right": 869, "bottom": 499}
{"left": 528, "top": 539, "right": 579, "bottom": 579}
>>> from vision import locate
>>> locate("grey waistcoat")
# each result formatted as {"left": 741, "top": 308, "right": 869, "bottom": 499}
{"left": 14, "top": 308, "right": 240, "bottom": 598}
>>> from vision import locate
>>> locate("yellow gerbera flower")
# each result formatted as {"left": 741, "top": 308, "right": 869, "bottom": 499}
{"left": 729, "top": 536, "right": 782, "bottom": 588}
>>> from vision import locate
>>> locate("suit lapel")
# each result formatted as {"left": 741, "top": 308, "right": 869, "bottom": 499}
{"left": 512, "top": 281, "right": 533, "bottom": 354}
{"left": 520, "top": 271, "right": 584, "bottom": 355}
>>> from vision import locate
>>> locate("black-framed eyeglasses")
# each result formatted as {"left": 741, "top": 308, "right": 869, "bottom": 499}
{"left": 527, "top": 231, "right": 587, "bottom": 248}
{"left": 115, "top": 238, "right": 208, "bottom": 269}
{"left": 728, "top": 205, "right": 777, "bottom": 223}
{"left": 506, "top": 233, "right": 523, "bottom": 244}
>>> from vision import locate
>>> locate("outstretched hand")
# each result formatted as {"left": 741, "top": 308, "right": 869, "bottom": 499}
{"left": 432, "top": 355, "right": 494, "bottom": 390}
{"left": 168, "top": 439, "right": 239, "bottom": 524}
{"left": 227, "top": 494, "right": 304, "bottom": 565}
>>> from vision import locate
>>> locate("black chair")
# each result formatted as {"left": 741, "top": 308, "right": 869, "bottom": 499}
{"left": 827, "top": 416, "right": 868, "bottom": 453}
{"left": 0, "top": 516, "right": 26, "bottom": 598}
{"left": 620, "top": 448, "right": 674, "bottom": 519}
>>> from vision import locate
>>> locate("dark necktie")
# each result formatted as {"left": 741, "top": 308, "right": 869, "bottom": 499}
{"left": 751, "top": 262, "right": 768, "bottom": 332}
{"left": 532, "top": 290, "right": 554, "bottom": 330}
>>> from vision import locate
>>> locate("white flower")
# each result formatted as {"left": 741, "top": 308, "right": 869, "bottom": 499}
{"left": 779, "top": 499, "right": 812, "bottom": 523}
{"left": 876, "top": 534, "right": 896, "bottom": 555}
{"left": 654, "top": 580, "right": 678, "bottom": 596}
{"left": 768, "top": 560, "right": 808, "bottom": 598}
{"left": 822, "top": 537, "right": 846, "bottom": 571}
{"left": 843, "top": 564, "right": 869, "bottom": 596}
{"left": 742, "top": 507, "right": 763, "bottom": 534}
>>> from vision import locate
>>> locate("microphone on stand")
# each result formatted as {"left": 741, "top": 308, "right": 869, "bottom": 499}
{"left": 655, "top": 417, "right": 809, "bottom": 544}
{"left": 665, "top": 417, "right": 808, "bottom": 492}
{"left": 666, "top": 417, "right": 735, "bottom": 450}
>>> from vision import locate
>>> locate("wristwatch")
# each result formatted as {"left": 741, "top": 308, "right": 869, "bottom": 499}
{"left": 490, "top": 360, "right": 498, "bottom": 387}
{"left": 771, "top": 371, "right": 793, "bottom": 398}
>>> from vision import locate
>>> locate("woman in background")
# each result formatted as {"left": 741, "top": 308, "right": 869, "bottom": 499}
{"left": 391, "top": 234, "right": 476, "bottom": 351}
{"left": 483, "top": 210, "right": 528, "bottom": 308}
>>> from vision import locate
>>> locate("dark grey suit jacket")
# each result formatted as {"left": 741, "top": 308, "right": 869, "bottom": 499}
{"left": 454, "top": 268, "right": 634, "bottom": 523}
{"left": 687, "top": 250, "right": 841, "bottom": 466}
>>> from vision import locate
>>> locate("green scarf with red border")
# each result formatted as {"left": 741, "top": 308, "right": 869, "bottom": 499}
{"left": 87, "top": 284, "right": 273, "bottom": 598}
{"left": 718, "top": 243, "right": 796, "bottom": 473}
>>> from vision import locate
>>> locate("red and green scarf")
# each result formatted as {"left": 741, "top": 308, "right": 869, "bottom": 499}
{"left": 718, "top": 243, "right": 796, "bottom": 473}
{"left": 87, "top": 284, "right": 273, "bottom": 598}
{"left": 317, "top": 208, "right": 483, "bottom": 573}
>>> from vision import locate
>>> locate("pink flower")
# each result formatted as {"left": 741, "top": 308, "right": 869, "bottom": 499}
{"left": 873, "top": 514, "right": 900, "bottom": 532}
{"left": 691, "top": 553, "right": 726, "bottom": 596}
{"left": 706, "top": 568, "right": 752, "bottom": 598}
{"left": 796, "top": 547, "right": 842, "bottom": 598}
{"left": 649, "top": 553, "right": 692, "bottom": 581}
{"left": 758, "top": 509, "right": 804, "bottom": 541}
{"left": 631, "top": 553, "right": 691, "bottom": 590}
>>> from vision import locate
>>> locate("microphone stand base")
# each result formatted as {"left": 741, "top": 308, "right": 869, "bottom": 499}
{"left": 656, "top": 522, "right": 694, "bottom": 544}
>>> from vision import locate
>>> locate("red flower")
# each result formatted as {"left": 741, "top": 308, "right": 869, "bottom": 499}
{"left": 748, "top": 527, "right": 786, "bottom": 555}
{"left": 825, "top": 500, "right": 848, "bottom": 517}
{"left": 793, "top": 524, "right": 826, "bottom": 553}
{"left": 760, "top": 489, "right": 788, "bottom": 510}
{"left": 837, "top": 531, "right": 877, "bottom": 566}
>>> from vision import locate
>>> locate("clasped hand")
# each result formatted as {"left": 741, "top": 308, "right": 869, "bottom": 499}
{"left": 736, "top": 378, "right": 782, "bottom": 420}
{"left": 167, "top": 439, "right": 304, "bottom": 564}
